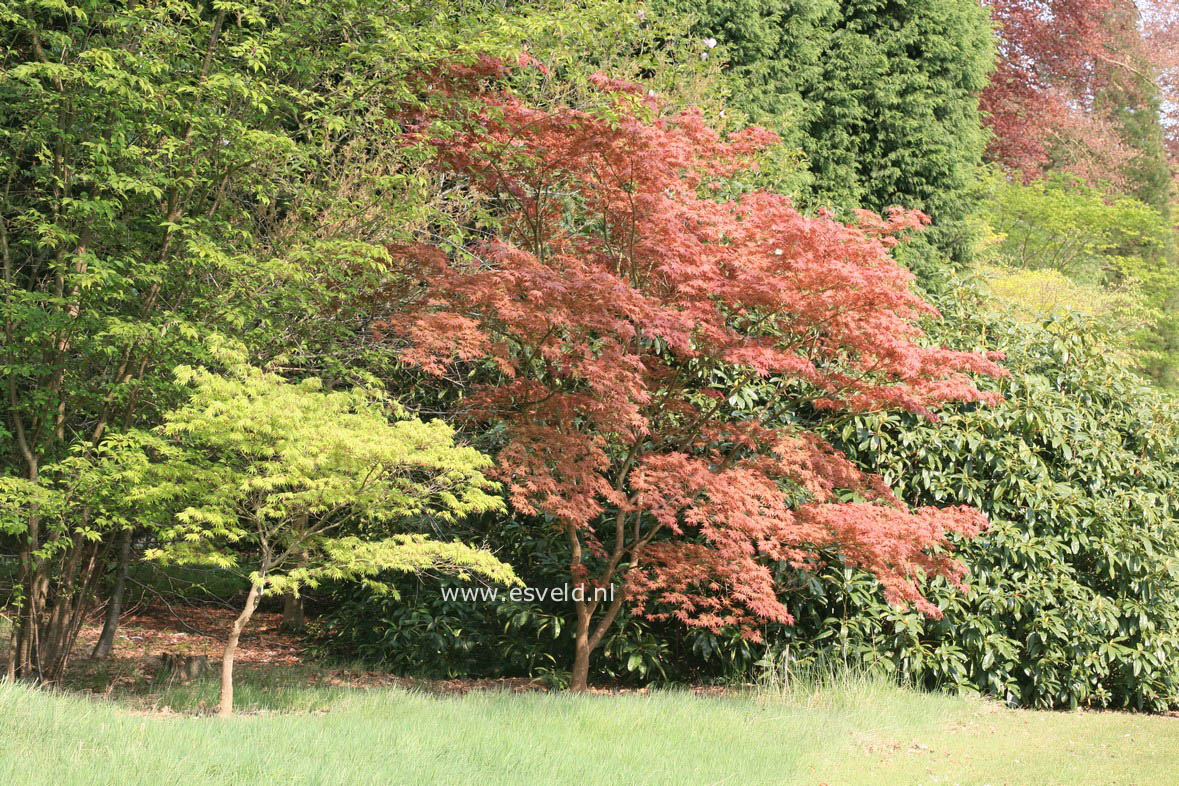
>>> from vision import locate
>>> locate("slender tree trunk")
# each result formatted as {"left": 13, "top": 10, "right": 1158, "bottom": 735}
{"left": 42, "top": 532, "right": 87, "bottom": 673}
{"left": 281, "top": 519, "right": 308, "bottom": 633}
{"left": 565, "top": 516, "right": 632, "bottom": 692}
{"left": 14, "top": 466, "right": 40, "bottom": 679}
{"left": 219, "top": 580, "right": 263, "bottom": 717}
{"left": 567, "top": 522, "right": 592, "bottom": 692}
{"left": 15, "top": 591, "right": 32, "bottom": 679}
{"left": 21, "top": 569, "right": 49, "bottom": 680}
{"left": 54, "top": 540, "right": 106, "bottom": 679}
{"left": 570, "top": 636, "right": 591, "bottom": 692}
{"left": 92, "top": 528, "right": 133, "bottom": 659}
{"left": 280, "top": 592, "right": 304, "bottom": 632}
{"left": 570, "top": 600, "right": 591, "bottom": 692}
{"left": 3, "top": 611, "right": 16, "bottom": 681}
{"left": 44, "top": 538, "right": 103, "bottom": 682}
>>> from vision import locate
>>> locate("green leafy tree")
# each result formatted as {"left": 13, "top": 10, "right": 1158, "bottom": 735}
{"left": 0, "top": 0, "right": 588, "bottom": 680}
{"left": 982, "top": 172, "right": 1170, "bottom": 278}
{"left": 980, "top": 171, "right": 1179, "bottom": 384}
{"left": 654, "top": 0, "right": 995, "bottom": 265}
{"left": 0, "top": 430, "right": 197, "bottom": 680}
{"left": 145, "top": 357, "right": 516, "bottom": 716}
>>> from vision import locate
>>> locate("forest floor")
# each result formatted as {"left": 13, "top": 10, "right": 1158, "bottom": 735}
{"left": 2, "top": 604, "right": 1179, "bottom": 784}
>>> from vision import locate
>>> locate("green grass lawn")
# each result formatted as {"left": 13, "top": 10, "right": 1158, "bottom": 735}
{"left": 1, "top": 674, "right": 1176, "bottom": 785}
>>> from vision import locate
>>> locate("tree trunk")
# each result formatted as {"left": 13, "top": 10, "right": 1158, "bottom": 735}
{"left": 281, "top": 518, "right": 308, "bottom": 633}
{"left": 14, "top": 470, "right": 41, "bottom": 679}
{"left": 570, "top": 602, "right": 591, "bottom": 692}
{"left": 92, "top": 528, "right": 133, "bottom": 659}
{"left": 281, "top": 592, "right": 304, "bottom": 632}
{"left": 44, "top": 538, "right": 105, "bottom": 682}
{"left": 17, "top": 564, "right": 49, "bottom": 680}
{"left": 219, "top": 581, "right": 262, "bottom": 717}
{"left": 3, "top": 612, "right": 16, "bottom": 682}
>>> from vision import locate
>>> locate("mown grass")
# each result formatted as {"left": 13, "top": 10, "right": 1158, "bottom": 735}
{"left": 2, "top": 672, "right": 1177, "bottom": 785}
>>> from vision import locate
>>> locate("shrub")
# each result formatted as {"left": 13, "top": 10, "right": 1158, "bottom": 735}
{"left": 779, "top": 288, "right": 1179, "bottom": 710}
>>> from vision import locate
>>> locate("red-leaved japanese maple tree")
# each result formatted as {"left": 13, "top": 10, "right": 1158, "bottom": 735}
{"left": 378, "top": 60, "right": 1007, "bottom": 691}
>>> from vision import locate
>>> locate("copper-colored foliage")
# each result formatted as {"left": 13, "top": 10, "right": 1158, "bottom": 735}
{"left": 378, "top": 62, "right": 1006, "bottom": 639}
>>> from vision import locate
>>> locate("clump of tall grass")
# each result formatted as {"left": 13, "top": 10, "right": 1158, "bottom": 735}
{"left": 753, "top": 645, "right": 903, "bottom": 709}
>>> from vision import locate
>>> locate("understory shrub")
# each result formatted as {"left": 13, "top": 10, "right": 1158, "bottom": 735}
{"left": 779, "top": 287, "right": 1179, "bottom": 711}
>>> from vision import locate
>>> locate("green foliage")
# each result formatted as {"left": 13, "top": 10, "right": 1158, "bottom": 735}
{"left": 778, "top": 287, "right": 1179, "bottom": 711}
{"left": 123, "top": 563, "right": 249, "bottom": 606}
{"left": 317, "top": 578, "right": 565, "bottom": 679}
{"left": 0, "top": 0, "right": 581, "bottom": 679}
{"left": 145, "top": 355, "right": 516, "bottom": 594}
{"left": 1093, "top": 53, "right": 1175, "bottom": 218}
{"left": 655, "top": 0, "right": 994, "bottom": 265}
{"left": 316, "top": 506, "right": 751, "bottom": 685}
{"left": 506, "top": 1, "right": 729, "bottom": 112}
{"left": 978, "top": 265, "right": 1145, "bottom": 335}
{"left": 0, "top": 430, "right": 195, "bottom": 548}
{"left": 0, "top": 0, "right": 626, "bottom": 479}
{"left": 980, "top": 171, "right": 1179, "bottom": 385}
{"left": 982, "top": 172, "right": 1169, "bottom": 279}
{"left": 314, "top": 516, "right": 675, "bottom": 684}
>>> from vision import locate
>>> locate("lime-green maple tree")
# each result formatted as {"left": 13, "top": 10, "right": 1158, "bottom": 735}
{"left": 147, "top": 353, "right": 517, "bottom": 715}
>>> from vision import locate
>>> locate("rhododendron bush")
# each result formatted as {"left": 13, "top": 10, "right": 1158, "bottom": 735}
{"left": 377, "top": 61, "right": 1007, "bottom": 690}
